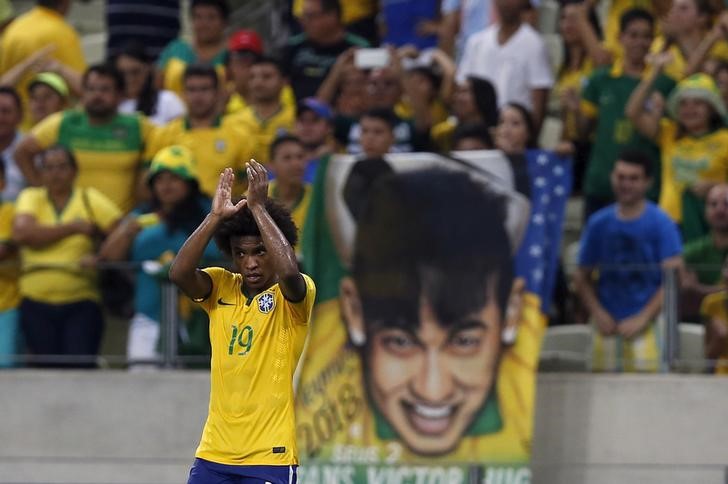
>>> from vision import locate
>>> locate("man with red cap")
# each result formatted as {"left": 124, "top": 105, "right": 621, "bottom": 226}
{"left": 225, "top": 30, "right": 295, "bottom": 115}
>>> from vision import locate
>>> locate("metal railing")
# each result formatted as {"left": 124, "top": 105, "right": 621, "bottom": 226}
{"left": 1, "top": 260, "right": 726, "bottom": 373}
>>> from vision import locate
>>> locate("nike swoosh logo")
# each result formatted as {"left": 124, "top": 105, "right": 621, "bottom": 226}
{"left": 217, "top": 298, "right": 236, "bottom": 306}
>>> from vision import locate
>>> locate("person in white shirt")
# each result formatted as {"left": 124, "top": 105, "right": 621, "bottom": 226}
{"left": 115, "top": 41, "right": 186, "bottom": 125}
{"left": 457, "top": 0, "right": 553, "bottom": 132}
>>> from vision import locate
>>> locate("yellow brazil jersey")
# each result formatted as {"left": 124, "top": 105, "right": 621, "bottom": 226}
{"left": 700, "top": 290, "right": 728, "bottom": 375}
{"left": 31, "top": 110, "right": 155, "bottom": 213}
{"left": 395, "top": 99, "right": 449, "bottom": 127}
{"left": 556, "top": 58, "right": 594, "bottom": 141}
{"left": 229, "top": 105, "right": 296, "bottom": 165}
{"left": 292, "top": 0, "right": 376, "bottom": 25}
{"left": 294, "top": 292, "right": 545, "bottom": 463}
{"left": 146, "top": 116, "right": 254, "bottom": 197}
{"left": 267, "top": 182, "right": 312, "bottom": 256}
{"left": 157, "top": 39, "right": 227, "bottom": 97}
{"left": 0, "top": 201, "right": 19, "bottom": 311}
{"left": 658, "top": 119, "right": 728, "bottom": 223}
{"left": 0, "top": 6, "right": 86, "bottom": 130}
{"left": 650, "top": 36, "right": 728, "bottom": 81}
{"left": 194, "top": 268, "right": 316, "bottom": 465}
{"left": 225, "top": 86, "right": 297, "bottom": 116}
{"left": 15, "top": 186, "right": 121, "bottom": 304}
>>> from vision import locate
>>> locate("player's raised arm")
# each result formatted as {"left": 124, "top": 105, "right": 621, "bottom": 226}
{"left": 246, "top": 160, "right": 306, "bottom": 302}
{"left": 169, "top": 168, "right": 247, "bottom": 301}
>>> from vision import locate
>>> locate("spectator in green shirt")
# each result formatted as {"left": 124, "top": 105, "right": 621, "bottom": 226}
{"left": 571, "top": 8, "right": 676, "bottom": 220}
{"left": 681, "top": 184, "right": 728, "bottom": 320}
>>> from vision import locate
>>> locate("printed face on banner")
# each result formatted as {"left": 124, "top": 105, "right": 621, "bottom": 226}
{"left": 295, "top": 152, "right": 540, "bottom": 470}
{"left": 361, "top": 285, "right": 505, "bottom": 456}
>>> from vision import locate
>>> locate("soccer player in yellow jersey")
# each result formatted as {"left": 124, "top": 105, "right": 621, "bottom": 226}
{"left": 170, "top": 161, "right": 315, "bottom": 483}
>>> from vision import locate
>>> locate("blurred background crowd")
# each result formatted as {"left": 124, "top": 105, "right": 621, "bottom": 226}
{"left": 1, "top": 0, "right": 728, "bottom": 373}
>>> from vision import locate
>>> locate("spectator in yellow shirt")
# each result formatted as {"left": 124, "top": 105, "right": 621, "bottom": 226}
{"left": 229, "top": 57, "right": 295, "bottom": 164}
{"left": 0, "top": 157, "right": 20, "bottom": 367}
{"left": 224, "top": 30, "right": 296, "bottom": 116}
{"left": 147, "top": 64, "right": 254, "bottom": 198}
{"left": 650, "top": 0, "right": 728, "bottom": 81}
{"left": 156, "top": 0, "right": 229, "bottom": 97}
{"left": 13, "top": 145, "right": 122, "bottom": 368}
{"left": 14, "top": 64, "right": 156, "bottom": 214}
{"left": 0, "top": 0, "right": 86, "bottom": 129}
{"left": 267, "top": 135, "right": 311, "bottom": 258}
{"left": 627, "top": 56, "right": 728, "bottom": 243}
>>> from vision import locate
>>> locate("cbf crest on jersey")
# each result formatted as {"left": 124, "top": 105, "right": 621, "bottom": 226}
{"left": 258, "top": 292, "right": 275, "bottom": 313}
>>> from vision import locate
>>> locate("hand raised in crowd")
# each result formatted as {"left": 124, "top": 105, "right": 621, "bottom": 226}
{"left": 330, "top": 48, "right": 356, "bottom": 81}
{"left": 245, "top": 160, "right": 269, "bottom": 209}
{"left": 646, "top": 51, "right": 673, "bottom": 72}
{"left": 648, "top": 91, "right": 666, "bottom": 116}
{"left": 561, "top": 87, "right": 581, "bottom": 113}
{"left": 711, "top": 11, "right": 728, "bottom": 39}
{"left": 211, "top": 167, "right": 247, "bottom": 220}
{"left": 23, "top": 44, "right": 57, "bottom": 74}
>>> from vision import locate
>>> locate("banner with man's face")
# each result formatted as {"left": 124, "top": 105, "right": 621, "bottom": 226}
{"left": 295, "top": 150, "right": 571, "bottom": 484}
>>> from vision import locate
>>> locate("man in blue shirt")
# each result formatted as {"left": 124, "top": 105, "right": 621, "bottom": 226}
{"left": 574, "top": 149, "right": 682, "bottom": 372}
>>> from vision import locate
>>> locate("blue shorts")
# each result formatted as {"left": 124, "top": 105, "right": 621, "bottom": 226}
{"left": 187, "top": 458, "right": 297, "bottom": 484}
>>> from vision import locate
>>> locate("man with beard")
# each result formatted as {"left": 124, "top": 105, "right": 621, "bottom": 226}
{"left": 229, "top": 57, "right": 295, "bottom": 165}
{"left": 147, "top": 65, "right": 254, "bottom": 198}
{"left": 14, "top": 64, "right": 154, "bottom": 213}
{"left": 681, "top": 184, "right": 728, "bottom": 320}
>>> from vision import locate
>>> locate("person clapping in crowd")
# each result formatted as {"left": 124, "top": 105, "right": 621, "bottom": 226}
{"left": 99, "top": 145, "right": 218, "bottom": 366}
{"left": 626, "top": 53, "right": 728, "bottom": 243}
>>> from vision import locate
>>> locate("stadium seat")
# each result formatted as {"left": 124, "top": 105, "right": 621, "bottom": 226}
{"left": 539, "top": 324, "right": 591, "bottom": 372}
{"left": 676, "top": 322, "right": 707, "bottom": 373}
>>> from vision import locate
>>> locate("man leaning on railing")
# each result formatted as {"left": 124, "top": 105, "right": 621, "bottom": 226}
{"left": 573, "top": 149, "right": 683, "bottom": 372}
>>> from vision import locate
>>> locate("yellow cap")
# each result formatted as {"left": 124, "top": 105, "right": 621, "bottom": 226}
{"left": 28, "top": 72, "right": 69, "bottom": 99}
{"left": 148, "top": 145, "right": 198, "bottom": 184}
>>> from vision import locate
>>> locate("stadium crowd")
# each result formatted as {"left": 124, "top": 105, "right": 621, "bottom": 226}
{"left": 0, "top": 0, "right": 728, "bottom": 373}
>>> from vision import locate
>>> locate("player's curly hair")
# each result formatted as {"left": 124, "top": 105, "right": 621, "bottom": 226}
{"left": 213, "top": 198, "right": 298, "bottom": 256}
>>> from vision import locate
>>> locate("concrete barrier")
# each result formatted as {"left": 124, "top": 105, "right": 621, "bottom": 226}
{"left": 532, "top": 373, "right": 728, "bottom": 484}
{"left": 1, "top": 371, "right": 727, "bottom": 483}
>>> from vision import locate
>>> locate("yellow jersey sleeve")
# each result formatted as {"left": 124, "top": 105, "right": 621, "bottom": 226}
{"left": 198, "top": 266, "right": 233, "bottom": 312}
{"left": 284, "top": 273, "right": 316, "bottom": 325}
{"left": 85, "top": 187, "right": 123, "bottom": 231}
{"left": 144, "top": 120, "right": 172, "bottom": 163}
{"left": 13, "top": 188, "right": 42, "bottom": 216}
{"left": 30, "top": 112, "right": 63, "bottom": 149}
{"left": 0, "top": 202, "right": 14, "bottom": 242}
{"left": 139, "top": 115, "right": 158, "bottom": 162}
